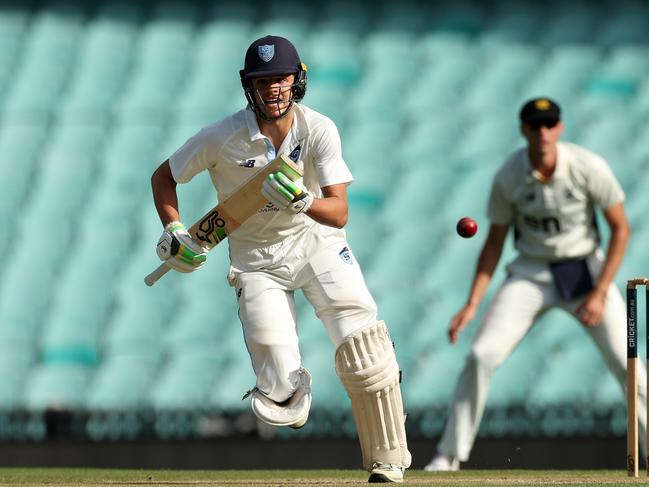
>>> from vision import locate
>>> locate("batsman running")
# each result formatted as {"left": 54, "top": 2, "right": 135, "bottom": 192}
{"left": 150, "top": 36, "right": 410, "bottom": 483}
{"left": 425, "top": 98, "right": 648, "bottom": 471}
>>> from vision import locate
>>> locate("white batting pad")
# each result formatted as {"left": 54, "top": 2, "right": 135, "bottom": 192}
{"left": 335, "top": 321, "right": 411, "bottom": 470}
{"left": 251, "top": 368, "right": 312, "bottom": 428}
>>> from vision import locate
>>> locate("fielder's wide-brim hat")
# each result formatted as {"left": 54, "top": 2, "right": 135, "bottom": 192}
{"left": 241, "top": 35, "right": 301, "bottom": 79}
{"left": 519, "top": 97, "right": 561, "bottom": 123}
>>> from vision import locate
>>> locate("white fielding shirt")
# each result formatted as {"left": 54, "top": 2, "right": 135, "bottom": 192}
{"left": 168, "top": 104, "right": 354, "bottom": 272}
{"left": 488, "top": 142, "right": 625, "bottom": 281}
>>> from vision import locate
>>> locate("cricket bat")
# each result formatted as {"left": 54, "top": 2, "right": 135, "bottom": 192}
{"left": 144, "top": 155, "right": 302, "bottom": 286}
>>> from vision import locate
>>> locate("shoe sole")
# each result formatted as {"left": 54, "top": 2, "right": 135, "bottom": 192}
{"left": 368, "top": 473, "right": 402, "bottom": 483}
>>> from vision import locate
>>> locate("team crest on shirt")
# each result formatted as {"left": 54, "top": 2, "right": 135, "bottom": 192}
{"left": 288, "top": 145, "right": 301, "bottom": 162}
{"left": 258, "top": 44, "right": 274, "bottom": 62}
{"left": 339, "top": 246, "right": 352, "bottom": 264}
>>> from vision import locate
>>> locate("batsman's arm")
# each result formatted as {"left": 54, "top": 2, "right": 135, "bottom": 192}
{"left": 306, "top": 183, "right": 348, "bottom": 228}
{"left": 151, "top": 160, "right": 180, "bottom": 226}
{"left": 145, "top": 160, "right": 182, "bottom": 286}
{"left": 449, "top": 223, "right": 508, "bottom": 343}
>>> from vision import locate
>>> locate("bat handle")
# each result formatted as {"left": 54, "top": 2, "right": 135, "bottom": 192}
{"left": 144, "top": 263, "right": 171, "bottom": 287}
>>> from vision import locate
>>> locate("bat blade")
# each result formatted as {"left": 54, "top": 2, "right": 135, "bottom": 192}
{"left": 144, "top": 155, "right": 302, "bottom": 286}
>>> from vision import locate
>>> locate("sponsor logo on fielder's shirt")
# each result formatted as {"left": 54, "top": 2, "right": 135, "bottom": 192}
{"left": 523, "top": 214, "right": 561, "bottom": 234}
{"left": 339, "top": 246, "right": 352, "bottom": 264}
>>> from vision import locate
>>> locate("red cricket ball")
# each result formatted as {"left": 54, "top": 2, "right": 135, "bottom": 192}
{"left": 456, "top": 217, "right": 478, "bottom": 238}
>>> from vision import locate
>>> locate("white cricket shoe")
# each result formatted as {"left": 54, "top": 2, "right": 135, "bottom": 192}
{"left": 423, "top": 454, "right": 460, "bottom": 472}
{"left": 368, "top": 462, "right": 404, "bottom": 483}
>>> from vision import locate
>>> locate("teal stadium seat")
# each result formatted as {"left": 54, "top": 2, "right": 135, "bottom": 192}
{"left": 150, "top": 352, "right": 226, "bottom": 411}
{"left": 0, "top": 5, "right": 29, "bottom": 103}
{"left": 317, "top": 0, "right": 370, "bottom": 33}
{"left": 59, "top": 11, "right": 138, "bottom": 121}
{"left": 461, "top": 44, "right": 541, "bottom": 115}
{"left": 478, "top": 3, "right": 541, "bottom": 44}
{"left": 428, "top": 1, "right": 486, "bottom": 35}
{"left": 166, "top": 276, "right": 238, "bottom": 357}
{"left": 347, "top": 32, "right": 415, "bottom": 123}
{"left": 520, "top": 45, "right": 602, "bottom": 113}
{"left": 0, "top": 342, "right": 33, "bottom": 408}
{"left": 345, "top": 203, "right": 384, "bottom": 267}
{"left": 24, "top": 364, "right": 90, "bottom": 411}
{"left": 378, "top": 163, "right": 456, "bottom": 232}
{"left": 374, "top": 0, "right": 432, "bottom": 32}
{"left": 3, "top": 3, "right": 82, "bottom": 118}
{"left": 116, "top": 2, "right": 196, "bottom": 121}
{"left": 0, "top": 120, "right": 48, "bottom": 255}
{"left": 28, "top": 122, "right": 105, "bottom": 218}
{"left": 301, "top": 343, "right": 348, "bottom": 411}
{"left": 537, "top": 3, "right": 603, "bottom": 46}
{"left": 364, "top": 218, "right": 441, "bottom": 296}
{"left": 597, "top": 3, "right": 649, "bottom": 47}
{"left": 405, "top": 36, "right": 477, "bottom": 120}
{"left": 250, "top": 0, "right": 312, "bottom": 51}
{"left": 174, "top": 16, "right": 251, "bottom": 127}
{"left": 204, "top": 326, "right": 259, "bottom": 412}
{"left": 305, "top": 30, "right": 362, "bottom": 89}
{"left": 86, "top": 357, "right": 158, "bottom": 411}
{"left": 526, "top": 343, "right": 607, "bottom": 437}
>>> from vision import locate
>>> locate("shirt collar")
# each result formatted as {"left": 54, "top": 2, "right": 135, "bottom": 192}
{"left": 245, "top": 106, "right": 265, "bottom": 141}
{"left": 244, "top": 104, "right": 310, "bottom": 142}
{"left": 526, "top": 142, "right": 568, "bottom": 183}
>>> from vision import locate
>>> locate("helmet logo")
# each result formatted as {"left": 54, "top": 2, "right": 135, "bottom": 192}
{"left": 258, "top": 44, "right": 274, "bottom": 62}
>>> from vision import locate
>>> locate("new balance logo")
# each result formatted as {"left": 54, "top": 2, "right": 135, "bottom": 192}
{"left": 239, "top": 159, "right": 256, "bottom": 167}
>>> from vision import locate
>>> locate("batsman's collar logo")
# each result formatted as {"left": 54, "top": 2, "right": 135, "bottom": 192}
{"left": 339, "top": 246, "right": 352, "bottom": 265}
{"left": 258, "top": 44, "right": 274, "bottom": 62}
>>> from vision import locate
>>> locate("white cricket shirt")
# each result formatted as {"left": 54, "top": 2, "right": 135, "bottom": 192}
{"left": 169, "top": 104, "right": 353, "bottom": 271}
{"left": 488, "top": 142, "right": 625, "bottom": 280}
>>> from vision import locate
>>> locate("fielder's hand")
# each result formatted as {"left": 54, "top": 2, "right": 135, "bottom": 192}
{"left": 156, "top": 221, "right": 208, "bottom": 273}
{"left": 448, "top": 303, "right": 478, "bottom": 344}
{"left": 261, "top": 171, "right": 314, "bottom": 214}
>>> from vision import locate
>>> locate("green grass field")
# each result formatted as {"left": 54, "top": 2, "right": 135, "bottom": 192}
{"left": 0, "top": 469, "right": 641, "bottom": 486}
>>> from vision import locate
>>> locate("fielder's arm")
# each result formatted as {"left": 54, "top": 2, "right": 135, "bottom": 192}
{"left": 449, "top": 223, "right": 508, "bottom": 343}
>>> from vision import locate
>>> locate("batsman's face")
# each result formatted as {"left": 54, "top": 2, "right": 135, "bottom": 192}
{"left": 251, "top": 74, "right": 295, "bottom": 119}
{"left": 522, "top": 119, "right": 563, "bottom": 154}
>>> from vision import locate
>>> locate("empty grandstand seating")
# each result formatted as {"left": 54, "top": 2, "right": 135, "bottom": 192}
{"left": 0, "top": 0, "right": 647, "bottom": 441}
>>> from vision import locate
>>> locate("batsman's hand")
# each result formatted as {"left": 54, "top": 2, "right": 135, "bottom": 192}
{"left": 448, "top": 303, "right": 478, "bottom": 344}
{"left": 261, "top": 171, "right": 314, "bottom": 215}
{"left": 156, "top": 221, "right": 208, "bottom": 273}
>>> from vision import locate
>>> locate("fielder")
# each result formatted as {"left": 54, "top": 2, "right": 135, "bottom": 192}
{"left": 150, "top": 35, "right": 410, "bottom": 483}
{"left": 425, "top": 98, "right": 647, "bottom": 471}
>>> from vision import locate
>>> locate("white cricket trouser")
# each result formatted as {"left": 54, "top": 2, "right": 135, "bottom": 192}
{"left": 437, "top": 276, "right": 648, "bottom": 461}
{"left": 233, "top": 240, "right": 378, "bottom": 403}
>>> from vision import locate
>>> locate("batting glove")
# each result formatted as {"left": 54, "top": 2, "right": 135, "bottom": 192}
{"left": 156, "top": 221, "right": 208, "bottom": 273}
{"left": 261, "top": 171, "right": 314, "bottom": 214}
